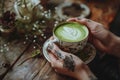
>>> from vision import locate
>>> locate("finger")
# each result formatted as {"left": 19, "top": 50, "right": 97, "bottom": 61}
{"left": 67, "top": 18, "right": 78, "bottom": 21}
{"left": 77, "top": 18, "right": 102, "bottom": 30}
{"left": 67, "top": 18, "right": 108, "bottom": 41}
{"left": 48, "top": 43, "right": 67, "bottom": 59}
{"left": 67, "top": 18, "right": 96, "bottom": 42}
{"left": 54, "top": 69, "right": 57, "bottom": 72}
{"left": 93, "top": 39, "right": 109, "bottom": 53}
{"left": 67, "top": 17, "right": 87, "bottom": 23}
{"left": 49, "top": 53, "right": 75, "bottom": 74}
{"left": 49, "top": 53, "right": 63, "bottom": 69}
{"left": 67, "top": 18, "right": 103, "bottom": 31}
{"left": 48, "top": 52, "right": 58, "bottom": 62}
{"left": 49, "top": 36, "right": 54, "bottom": 40}
{"left": 48, "top": 43, "right": 61, "bottom": 53}
{"left": 54, "top": 67, "right": 73, "bottom": 76}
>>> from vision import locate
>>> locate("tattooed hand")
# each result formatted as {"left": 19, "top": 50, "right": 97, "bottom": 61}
{"left": 47, "top": 43, "right": 97, "bottom": 80}
{"left": 67, "top": 18, "right": 120, "bottom": 57}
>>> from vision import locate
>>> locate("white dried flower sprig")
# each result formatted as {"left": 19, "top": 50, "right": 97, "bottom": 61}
{"left": 14, "top": 0, "right": 44, "bottom": 23}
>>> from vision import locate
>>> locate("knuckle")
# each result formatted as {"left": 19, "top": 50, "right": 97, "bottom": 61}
{"left": 82, "top": 18, "right": 89, "bottom": 21}
{"left": 55, "top": 69, "right": 58, "bottom": 72}
{"left": 97, "top": 24, "right": 103, "bottom": 27}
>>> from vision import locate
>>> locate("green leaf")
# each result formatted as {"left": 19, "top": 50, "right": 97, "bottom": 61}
{"left": 31, "top": 49, "right": 41, "bottom": 58}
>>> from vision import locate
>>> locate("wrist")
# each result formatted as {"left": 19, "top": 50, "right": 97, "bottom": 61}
{"left": 76, "top": 70, "right": 89, "bottom": 80}
{"left": 109, "top": 33, "right": 120, "bottom": 57}
{"left": 76, "top": 65, "right": 97, "bottom": 80}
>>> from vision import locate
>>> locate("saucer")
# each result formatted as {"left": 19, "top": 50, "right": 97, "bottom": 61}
{"left": 43, "top": 36, "right": 96, "bottom": 64}
{"left": 55, "top": 2, "right": 90, "bottom": 20}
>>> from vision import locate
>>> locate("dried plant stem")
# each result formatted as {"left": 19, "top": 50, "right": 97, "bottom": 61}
{"left": 17, "top": 57, "right": 32, "bottom": 66}
{"left": 1, "top": 0, "right": 4, "bottom": 15}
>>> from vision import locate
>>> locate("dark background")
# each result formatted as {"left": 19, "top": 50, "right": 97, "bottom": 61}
{"left": 89, "top": 7, "right": 120, "bottom": 80}
{"left": 110, "top": 7, "right": 120, "bottom": 36}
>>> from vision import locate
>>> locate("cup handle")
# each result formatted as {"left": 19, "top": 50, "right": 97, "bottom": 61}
{"left": 47, "top": 37, "right": 58, "bottom": 46}
{"left": 50, "top": 38, "right": 58, "bottom": 43}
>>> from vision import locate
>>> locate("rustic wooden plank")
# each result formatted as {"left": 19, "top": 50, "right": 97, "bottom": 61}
{"left": 33, "top": 62, "right": 74, "bottom": 80}
{"left": 2, "top": 44, "right": 39, "bottom": 80}
{"left": 0, "top": 37, "right": 30, "bottom": 79}
{"left": 3, "top": 43, "right": 75, "bottom": 80}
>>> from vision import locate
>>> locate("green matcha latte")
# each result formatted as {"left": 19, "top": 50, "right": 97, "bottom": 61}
{"left": 54, "top": 22, "right": 89, "bottom": 42}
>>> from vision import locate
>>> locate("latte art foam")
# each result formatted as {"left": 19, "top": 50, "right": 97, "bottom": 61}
{"left": 54, "top": 22, "right": 88, "bottom": 42}
{"left": 60, "top": 27, "right": 83, "bottom": 41}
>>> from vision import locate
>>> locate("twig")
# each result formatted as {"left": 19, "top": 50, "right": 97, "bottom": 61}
{"left": 1, "top": 0, "right": 4, "bottom": 15}
{"left": 17, "top": 48, "right": 42, "bottom": 66}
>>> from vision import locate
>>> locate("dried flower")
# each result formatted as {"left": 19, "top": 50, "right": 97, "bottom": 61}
{"left": 14, "top": 0, "right": 43, "bottom": 23}
{"left": 0, "top": 11, "right": 16, "bottom": 29}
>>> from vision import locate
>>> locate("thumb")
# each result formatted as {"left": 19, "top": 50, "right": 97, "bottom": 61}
{"left": 93, "top": 39, "right": 109, "bottom": 53}
{"left": 49, "top": 53, "right": 63, "bottom": 69}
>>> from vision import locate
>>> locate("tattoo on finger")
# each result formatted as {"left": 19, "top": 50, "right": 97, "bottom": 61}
{"left": 48, "top": 43, "right": 54, "bottom": 50}
{"left": 54, "top": 50, "right": 64, "bottom": 59}
{"left": 87, "top": 19, "right": 91, "bottom": 22}
{"left": 63, "top": 55, "right": 75, "bottom": 72}
{"left": 77, "top": 17, "right": 82, "bottom": 20}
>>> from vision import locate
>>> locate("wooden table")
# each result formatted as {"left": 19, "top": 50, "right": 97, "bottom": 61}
{"left": 0, "top": 0, "right": 119, "bottom": 80}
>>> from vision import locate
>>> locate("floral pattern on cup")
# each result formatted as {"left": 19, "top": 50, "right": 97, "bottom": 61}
{"left": 54, "top": 36, "right": 88, "bottom": 54}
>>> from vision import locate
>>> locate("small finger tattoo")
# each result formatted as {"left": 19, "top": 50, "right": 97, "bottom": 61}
{"left": 48, "top": 43, "right": 54, "bottom": 50}
{"left": 63, "top": 55, "right": 75, "bottom": 72}
{"left": 54, "top": 50, "right": 63, "bottom": 59}
{"left": 87, "top": 19, "right": 91, "bottom": 22}
{"left": 77, "top": 17, "right": 82, "bottom": 20}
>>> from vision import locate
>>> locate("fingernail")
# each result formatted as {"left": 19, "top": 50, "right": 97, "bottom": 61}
{"left": 77, "top": 17, "right": 82, "bottom": 20}
{"left": 51, "top": 64, "right": 54, "bottom": 67}
{"left": 48, "top": 43, "right": 54, "bottom": 50}
{"left": 47, "top": 47, "right": 51, "bottom": 52}
{"left": 55, "top": 69, "right": 57, "bottom": 72}
{"left": 87, "top": 19, "right": 91, "bottom": 22}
